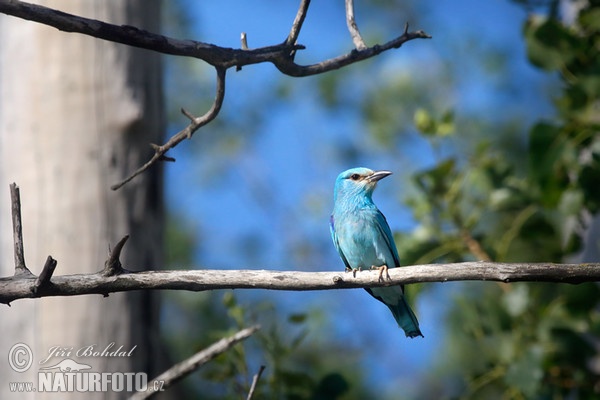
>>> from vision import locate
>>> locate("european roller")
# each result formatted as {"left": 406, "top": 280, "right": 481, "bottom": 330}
{"left": 330, "top": 167, "right": 422, "bottom": 338}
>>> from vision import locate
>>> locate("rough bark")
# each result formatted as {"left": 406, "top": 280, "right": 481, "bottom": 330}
{"left": 1, "top": 262, "right": 599, "bottom": 305}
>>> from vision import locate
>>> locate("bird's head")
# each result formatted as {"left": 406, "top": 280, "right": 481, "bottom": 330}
{"left": 333, "top": 167, "right": 392, "bottom": 206}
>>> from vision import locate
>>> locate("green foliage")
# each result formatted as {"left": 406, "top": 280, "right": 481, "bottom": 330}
{"left": 198, "top": 292, "right": 374, "bottom": 400}
{"left": 401, "top": 2, "right": 600, "bottom": 398}
{"left": 162, "top": 0, "right": 600, "bottom": 398}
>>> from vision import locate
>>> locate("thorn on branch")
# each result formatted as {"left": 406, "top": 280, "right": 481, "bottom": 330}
{"left": 10, "top": 183, "right": 33, "bottom": 277}
{"left": 31, "top": 256, "right": 58, "bottom": 295}
{"left": 158, "top": 155, "right": 176, "bottom": 162}
{"left": 102, "top": 235, "right": 129, "bottom": 276}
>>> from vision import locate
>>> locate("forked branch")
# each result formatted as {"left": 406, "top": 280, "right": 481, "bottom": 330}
{"left": 0, "top": 0, "right": 431, "bottom": 189}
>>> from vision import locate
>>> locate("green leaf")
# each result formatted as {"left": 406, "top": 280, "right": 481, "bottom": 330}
{"left": 578, "top": 8, "right": 600, "bottom": 31}
{"left": 502, "top": 284, "right": 529, "bottom": 317}
{"left": 579, "top": 163, "right": 600, "bottom": 212}
{"left": 287, "top": 313, "right": 307, "bottom": 324}
{"left": 504, "top": 346, "right": 544, "bottom": 397}
{"left": 414, "top": 108, "right": 437, "bottom": 135}
{"left": 414, "top": 158, "right": 456, "bottom": 196}
{"left": 413, "top": 108, "right": 455, "bottom": 137}
{"left": 558, "top": 188, "right": 584, "bottom": 215}
{"left": 528, "top": 122, "right": 568, "bottom": 206}
{"left": 524, "top": 17, "right": 579, "bottom": 71}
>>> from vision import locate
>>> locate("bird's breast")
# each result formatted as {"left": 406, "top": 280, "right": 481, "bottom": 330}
{"left": 334, "top": 212, "right": 394, "bottom": 269}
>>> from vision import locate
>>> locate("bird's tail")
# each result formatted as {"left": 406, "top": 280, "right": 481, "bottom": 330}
{"left": 389, "top": 296, "right": 423, "bottom": 338}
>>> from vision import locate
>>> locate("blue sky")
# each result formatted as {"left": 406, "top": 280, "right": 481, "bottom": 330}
{"left": 163, "top": 0, "right": 557, "bottom": 396}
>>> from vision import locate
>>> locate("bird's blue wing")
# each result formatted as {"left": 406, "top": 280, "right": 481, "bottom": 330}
{"left": 330, "top": 215, "right": 352, "bottom": 270}
{"left": 373, "top": 210, "right": 401, "bottom": 268}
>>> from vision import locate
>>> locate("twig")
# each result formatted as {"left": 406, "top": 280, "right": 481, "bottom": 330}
{"left": 31, "top": 256, "right": 57, "bottom": 294}
{"left": 246, "top": 365, "right": 266, "bottom": 400}
{"left": 129, "top": 325, "right": 260, "bottom": 400}
{"left": 241, "top": 32, "right": 249, "bottom": 50}
{"left": 285, "top": 0, "right": 311, "bottom": 47}
{"left": 460, "top": 229, "right": 492, "bottom": 262}
{"left": 1, "top": 262, "right": 600, "bottom": 305}
{"left": 9, "top": 183, "right": 31, "bottom": 277}
{"left": 345, "top": 0, "right": 367, "bottom": 50}
{"left": 111, "top": 67, "right": 227, "bottom": 190}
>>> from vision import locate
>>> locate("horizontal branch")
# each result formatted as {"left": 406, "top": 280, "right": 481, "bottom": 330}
{"left": 0, "top": 0, "right": 430, "bottom": 76}
{"left": 1, "top": 262, "right": 599, "bottom": 305}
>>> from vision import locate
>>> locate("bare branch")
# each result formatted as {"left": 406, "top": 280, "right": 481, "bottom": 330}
{"left": 1, "top": 0, "right": 430, "bottom": 188}
{"left": 286, "top": 0, "right": 311, "bottom": 47}
{"left": 246, "top": 365, "right": 266, "bottom": 400}
{"left": 0, "top": 0, "right": 303, "bottom": 69}
{"left": 0, "top": 0, "right": 430, "bottom": 78}
{"left": 345, "top": 0, "right": 367, "bottom": 50}
{"left": 273, "top": 28, "right": 431, "bottom": 77}
{"left": 9, "top": 183, "right": 31, "bottom": 277}
{"left": 130, "top": 325, "right": 260, "bottom": 400}
{"left": 111, "top": 67, "right": 227, "bottom": 190}
{"left": 2, "top": 262, "right": 599, "bottom": 305}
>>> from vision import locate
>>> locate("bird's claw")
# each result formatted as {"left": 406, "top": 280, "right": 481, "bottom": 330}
{"left": 371, "top": 265, "right": 390, "bottom": 282}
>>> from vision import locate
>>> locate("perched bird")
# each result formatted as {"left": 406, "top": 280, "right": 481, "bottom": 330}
{"left": 330, "top": 167, "right": 423, "bottom": 338}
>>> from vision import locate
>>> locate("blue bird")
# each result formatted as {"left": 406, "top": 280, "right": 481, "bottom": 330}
{"left": 330, "top": 167, "right": 422, "bottom": 338}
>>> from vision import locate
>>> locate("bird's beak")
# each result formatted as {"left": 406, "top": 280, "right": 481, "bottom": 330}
{"left": 368, "top": 170, "right": 393, "bottom": 182}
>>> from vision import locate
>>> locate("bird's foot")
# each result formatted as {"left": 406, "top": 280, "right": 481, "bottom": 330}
{"left": 371, "top": 265, "right": 390, "bottom": 282}
{"left": 345, "top": 267, "right": 362, "bottom": 278}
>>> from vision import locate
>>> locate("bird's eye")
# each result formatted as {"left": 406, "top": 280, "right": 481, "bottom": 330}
{"left": 350, "top": 174, "right": 360, "bottom": 181}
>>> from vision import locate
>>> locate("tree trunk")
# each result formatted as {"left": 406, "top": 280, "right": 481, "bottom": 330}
{"left": 0, "top": 1, "right": 163, "bottom": 399}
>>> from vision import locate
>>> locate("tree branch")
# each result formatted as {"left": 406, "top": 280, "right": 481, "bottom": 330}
{"left": 285, "top": 0, "right": 311, "bottom": 47}
{"left": 246, "top": 365, "right": 266, "bottom": 400}
{"left": 0, "top": 0, "right": 430, "bottom": 74}
{"left": 345, "top": 0, "right": 367, "bottom": 50}
{"left": 130, "top": 325, "right": 260, "bottom": 400}
{"left": 1, "top": 262, "right": 599, "bottom": 305}
{"left": 0, "top": 0, "right": 303, "bottom": 69}
{"left": 110, "top": 67, "right": 227, "bottom": 190}
{"left": 0, "top": 0, "right": 431, "bottom": 189}
{"left": 273, "top": 23, "right": 431, "bottom": 77}
{"left": 9, "top": 183, "right": 31, "bottom": 277}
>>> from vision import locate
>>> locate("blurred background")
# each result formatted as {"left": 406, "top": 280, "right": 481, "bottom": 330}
{"left": 160, "top": 0, "right": 600, "bottom": 398}
{"left": 1, "top": 0, "right": 598, "bottom": 399}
